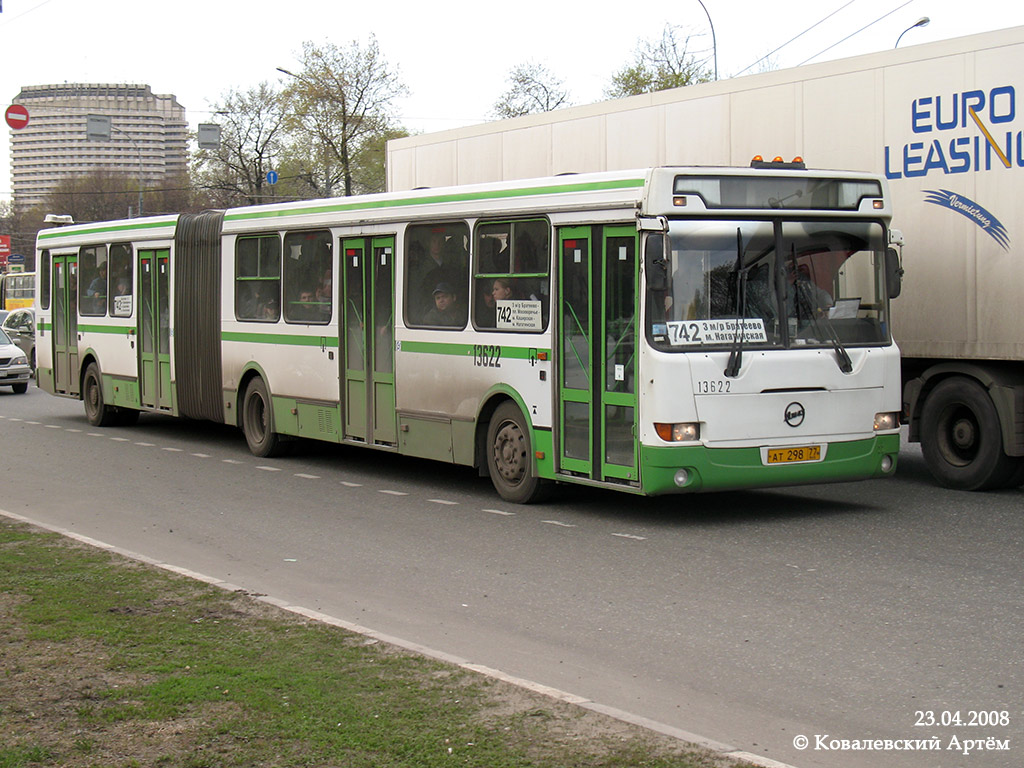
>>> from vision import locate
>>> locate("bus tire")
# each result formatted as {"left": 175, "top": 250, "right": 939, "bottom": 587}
{"left": 83, "top": 363, "right": 119, "bottom": 427}
{"left": 486, "top": 401, "right": 549, "bottom": 504}
{"left": 242, "top": 377, "right": 285, "bottom": 458}
{"left": 920, "top": 377, "right": 1017, "bottom": 491}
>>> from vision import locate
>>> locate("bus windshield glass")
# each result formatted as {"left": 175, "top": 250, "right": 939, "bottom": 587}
{"left": 645, "top": 220, "right": 890, "bottom": 351}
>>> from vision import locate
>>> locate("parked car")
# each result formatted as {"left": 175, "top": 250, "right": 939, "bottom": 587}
{"left": 0, "top": 327, "right": 31, "bottom": 394}
{"left": 1, "top": 308, "right": 35, "bottom": 369}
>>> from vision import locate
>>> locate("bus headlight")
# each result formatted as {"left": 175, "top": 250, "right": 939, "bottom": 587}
{"left": 873, "top": 412, "right": 899, "bottom": 431}
{"left": 654, "top": 422, "right": 700, "bottom": 442}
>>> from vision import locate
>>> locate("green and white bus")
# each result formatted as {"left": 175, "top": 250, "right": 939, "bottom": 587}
{"left": 35, "top": 164, "right": 903, "bottom": 502}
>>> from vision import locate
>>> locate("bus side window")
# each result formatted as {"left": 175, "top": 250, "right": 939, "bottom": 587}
{"left": 235, "top": 235, "right": 281, "bottom": 322}
{"left": 40, "top": 252, "right": 51, "bottom": 310}
{"left": 472, "top": 219, "right": 549, "bottom": 332}
{"left": 108, "top": 243, "right": 134, "bottom": 317}
{"left": 79, "top": 245, "right": 108, "bottom": 317}
{"left": 283, "top": 230, "right": 332, "bottom": 325}
{"left": 404, "top": 222, "right": 469, "bottom": 329}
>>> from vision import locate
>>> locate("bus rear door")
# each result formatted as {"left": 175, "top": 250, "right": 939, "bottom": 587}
{"left": 138, "top": 249, "right": 172, "bottom": 410}
{"left": 51, "top": 254, "right": 79, "bottom": 396}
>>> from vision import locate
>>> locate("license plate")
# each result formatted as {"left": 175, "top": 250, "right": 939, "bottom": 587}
{"left": 766, "top": 445, "right": 822, "bottom": 464}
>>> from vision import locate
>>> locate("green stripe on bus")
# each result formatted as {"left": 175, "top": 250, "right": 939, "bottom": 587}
{"left": 222, "top": 331, "right": 340, "bottom": 346}
{"left": 399, "top": 340, "right": 551, "bottom": 359}
{"left": 224, "top": 178, "right": 646, "bottom": 222}
{"left": 77, "top": 324, "right": 133, "bottom": 334}
{"left": 37, "top": 218, "right": 178, "bottom": 241}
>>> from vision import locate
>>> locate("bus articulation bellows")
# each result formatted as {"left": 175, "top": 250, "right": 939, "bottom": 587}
{"left": 34, "top": 164, "right": 903, "bottom": 502}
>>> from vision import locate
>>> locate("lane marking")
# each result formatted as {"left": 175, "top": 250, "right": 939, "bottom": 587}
{"left": 542, "top": 520, "right": 576, "bottom": 528}
{"left": 257, "top": 466, "right": 282, "bottom": 472}
{"left": 340, "top": 481, "right": 362, "bottom": 487}
{"left": 484, "top": 508, "right": 515, "bottom": 516}
{"left": 428, "top": 498, "right": 458, "bottom": 505}
{"left": 295, "top": 473, "right": 320, "bottom": 480}
{"left": 612, "top": 533, "right": 647, "bottom": 541}
{"left": 379, "top": 489, "right": 408, "bottom": 496}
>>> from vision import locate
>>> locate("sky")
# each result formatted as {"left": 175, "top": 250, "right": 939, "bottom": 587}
{"left": 2, "top": 0, "right": 1023, "bottom": 205}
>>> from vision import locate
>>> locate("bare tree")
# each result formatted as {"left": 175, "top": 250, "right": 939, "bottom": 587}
{"left": 492, "top": 62, "right": 571, "bottom": 119}
{"left": 606, "top": 24, "right": 714, "bottom": 99}
{"left": 195, "top": 82, "right": 289, "bottom": 207}
{"left": 281, "top": 36, "right": 407, "bottom": 197}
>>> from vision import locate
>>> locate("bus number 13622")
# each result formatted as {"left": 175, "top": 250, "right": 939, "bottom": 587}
{"left": 473, "top": 344, "right": 502, "bottom": 368}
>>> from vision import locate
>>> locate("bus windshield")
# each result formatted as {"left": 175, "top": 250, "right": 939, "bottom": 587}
{"left": 645, "top": 220, "right": 890, "bottom": 352}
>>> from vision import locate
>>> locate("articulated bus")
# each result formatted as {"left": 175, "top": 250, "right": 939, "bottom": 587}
{"left": 34, "top": 165, "right": 903, "bottom": 502}
{"left": 1, "top": 271, "right": 35, "bottom": 311}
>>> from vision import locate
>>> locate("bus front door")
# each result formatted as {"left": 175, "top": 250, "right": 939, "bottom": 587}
{"left": 341, "top": 237, "right": 396, "bottom": 446}
{"left": 557, "top": 226, "right": 639, "bottom": 484}
{"left": 51, "top": 255, "right": 79, "bottom": 396}
{"left": 138, "top": 249, "right": 172, "bottom": 410}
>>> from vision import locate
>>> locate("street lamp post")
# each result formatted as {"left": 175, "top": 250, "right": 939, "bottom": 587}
{"left": 896, "top": 17, "right": 930, "bottom": 48}
{"left": 696, "top": 0, "right": 718, "bottom": 81}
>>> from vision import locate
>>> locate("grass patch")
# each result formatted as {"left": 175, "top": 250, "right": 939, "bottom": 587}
{"left": 0, "top": 519, "right": 742, "bottom": 767}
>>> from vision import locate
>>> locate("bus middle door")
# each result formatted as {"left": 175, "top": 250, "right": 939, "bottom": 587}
{"left": 341, "top": 237, "right": 396, "bottom": 446}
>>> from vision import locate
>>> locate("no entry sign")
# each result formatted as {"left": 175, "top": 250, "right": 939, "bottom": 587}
{"left": 5, "top": 104, "right": 30, "bottom": 130}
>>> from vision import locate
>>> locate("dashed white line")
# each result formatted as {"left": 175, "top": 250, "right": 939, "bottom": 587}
{"left": 340, "top": 481, "right": 362, "bottom": 487}
{"left": 110, "top": 437, "right": 130, "bottom": 442}
{"left": 45, "top": 424, "right": 61, "bottom": 429}
{"left": 65, "top": 428, "right": 82, "bottom": 433}
{"left": 295, "top": 473, "right": 320, "bottom": 480}
{"left": 612, "top": 533, "right": 647, "bottom": 541}
{"left": 379, "top": 489, "right": 408, "bottom": 496}
{"left": 256, "top": 466, "right": 282, "bottom": 472}
{"left": 162, "top": 447, "right": 184, "bottom": 453}
{"left": 222, "top": 459, "right": 243, "bottom": 464}
{"left": 191, "top": 452, "right": 211, "bottom": 458}
{"left": 428, "top": 498, "right": 458, "bottom": 505}
{"left": 26, "top": 420, "right": 40, "bottom": 425}
{"left": 134, "top": 442, "right": 155, "bottom": 447}
{"left": 542, "top": 520, "right": 576, "bottom": 528}
{"left": 484, "top": 508, "right": 515, "bottom": 516}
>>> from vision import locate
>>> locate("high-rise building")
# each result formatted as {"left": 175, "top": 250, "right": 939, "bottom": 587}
{"left": 9, "top": 83, "right": 189, "bottom": 211}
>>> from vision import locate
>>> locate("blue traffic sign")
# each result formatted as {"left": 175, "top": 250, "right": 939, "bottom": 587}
{"left": 266, "top": 170, "right": 279, "bottom": 185}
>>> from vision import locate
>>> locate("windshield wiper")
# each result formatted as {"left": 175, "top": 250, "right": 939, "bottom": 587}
{"left": 725, "top": 228, "right": 748, "bottom": 378}
{"left": 789, "top": 246, "right": 853, "bottom": 374}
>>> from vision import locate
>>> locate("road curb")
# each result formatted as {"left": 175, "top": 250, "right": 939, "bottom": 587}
{"left": 1, "top": 508, "right": 801, "bottom": 768}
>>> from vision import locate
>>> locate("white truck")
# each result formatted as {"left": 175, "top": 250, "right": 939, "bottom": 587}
{"left": 387, "top": 25, "right": 1024, "bottom": 490}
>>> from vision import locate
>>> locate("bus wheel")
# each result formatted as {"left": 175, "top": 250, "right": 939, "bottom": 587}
{"left": 83, "top": 363, "right": 118, "bottom": 427}
{"left": 920, "top": 377, "right": 1017, "bottom": 490}
{"left": 486, "top": 401, "right": 549, "bottom": 504}
{"left": 242, "top": 377, "right": 285, "bottom": 458}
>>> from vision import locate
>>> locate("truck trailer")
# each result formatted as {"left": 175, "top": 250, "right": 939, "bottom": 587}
{"left": 387, "top": 25, "right": 1024, "bottom": 490}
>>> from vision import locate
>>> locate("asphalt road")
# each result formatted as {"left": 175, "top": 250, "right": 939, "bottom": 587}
{"left": 1, "top": 385, "right": 1021, "bottom": 768}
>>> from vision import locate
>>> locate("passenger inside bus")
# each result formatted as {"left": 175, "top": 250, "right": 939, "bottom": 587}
{"left": 424, "top": 282, "right": 461, "bottom": 326}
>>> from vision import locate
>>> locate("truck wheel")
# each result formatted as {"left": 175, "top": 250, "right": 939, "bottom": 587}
{"left": 486, "top": 401, "right": 549, "bottom": 504}
{"left": 241, "top": 377, "right": 285, "bottom": 458}
{"left": 920, "top": 377, "right": 1017, "bottom": 490}
{"left": 83, "top": 363, "right": 119, "bottom": 427}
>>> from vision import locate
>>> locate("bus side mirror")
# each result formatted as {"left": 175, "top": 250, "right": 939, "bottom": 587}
{"left": 885, "top": 248, "right": 903, "bottom": 299}
{"left": 644, "top": 234, "right": 668, "bottom": 291}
